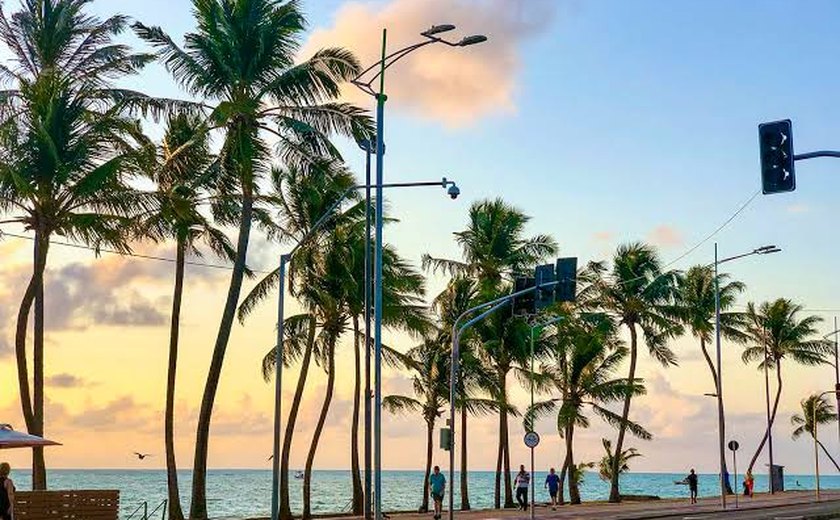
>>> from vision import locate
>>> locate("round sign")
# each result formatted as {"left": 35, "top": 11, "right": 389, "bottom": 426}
{"left": 524, "top": 431, "right": 540, "bottom": 448}
{"left": 728, "top": 440, "right": 740, "bottom": 451}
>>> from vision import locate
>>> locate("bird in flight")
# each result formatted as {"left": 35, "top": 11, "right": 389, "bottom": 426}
{"left": 133, "top": 452, "right": 152, "bottom": 460}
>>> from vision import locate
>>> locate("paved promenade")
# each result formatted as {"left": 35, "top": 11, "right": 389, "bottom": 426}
{"left": 302, "top": 490, "right": 840, "bottom": 520}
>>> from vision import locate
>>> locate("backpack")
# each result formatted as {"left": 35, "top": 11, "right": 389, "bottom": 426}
{"left": 0, "top": 476, "right": 10, "bottom": 514}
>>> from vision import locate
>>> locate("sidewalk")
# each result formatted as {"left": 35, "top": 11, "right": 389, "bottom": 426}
{"left": 301, "top": 490, "right": 840, "bottom": 520}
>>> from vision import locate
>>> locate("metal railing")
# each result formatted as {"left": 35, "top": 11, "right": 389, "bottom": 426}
{"left": 126, "top": 499, "right": 167, "bottom": 520}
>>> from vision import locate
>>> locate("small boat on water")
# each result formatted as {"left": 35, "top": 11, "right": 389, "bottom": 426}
{"left": 294, "top": 471, "right": 305, "bottom": 479}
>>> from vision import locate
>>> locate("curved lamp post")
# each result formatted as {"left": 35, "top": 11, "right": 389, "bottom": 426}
{"left": 710, "top": 243, "right": 780, "bottom": 508}
{"left": 351, "top": 25, "right": 487, "bottom": 520}
{"left": 269, "top": 177, "right": 460, "bottom": 520}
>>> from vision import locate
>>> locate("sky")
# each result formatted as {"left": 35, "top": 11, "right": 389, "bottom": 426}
{"left": 3, "top": 0, "right": 840, "bottom": 479}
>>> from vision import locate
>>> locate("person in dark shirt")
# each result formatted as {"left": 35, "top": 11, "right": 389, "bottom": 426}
{"left": 685, "top": 469, "right": 699, "bottom": 504}
{"left": 544, "top": 467, "right": 560, "bottom": 510}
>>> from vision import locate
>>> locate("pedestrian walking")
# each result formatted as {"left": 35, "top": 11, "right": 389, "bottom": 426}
{"left": 745, "top": 470, "right": 754, "bottom": 498}
{"left": 514, "top": 465, "right": 530, "bottom": 511}
{"left": 544, "top": 467, "right": 560, "bottom": 510}
{"left": 684, "top": 469, "right": 698, "bottom": 504}
{"left": 429, "top": 466, "right": 445, "bottom": 520}
{"left": 0, "top": 462, "right": 14, "bottom": 520}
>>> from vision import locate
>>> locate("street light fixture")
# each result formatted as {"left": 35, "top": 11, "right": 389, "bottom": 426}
{"left": 269, "top": 177, "right": 460, "bottom": 520}
{"left": 351, "top": 25, "right": 486, "bottom": 520}
{"left": 710, "top": 243, "right": 781, "bottom": 509}
{"left": 822, "top": 322, "right": 840, "bottom": 454}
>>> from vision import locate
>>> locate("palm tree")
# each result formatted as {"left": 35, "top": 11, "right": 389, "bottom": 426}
{"left": 0, "top": 0, "right": 158, "bottom": 489}
{"left": 591, "top": 242, "right": 682, "bottom": 502}
{"left": 674, "top": 265, "right": 747, "bottom": 493}
{"left": 598, "top": 439, "right": 642, "bottom": 483}
{"left": 423, "top": 199, "right": 557, "bottom": 508}
{"left": 383, "top": 337, "right": 449, "bottom": 512}
{"left": 742, "top": 299, "right": 832, "bottom": 474}
{"left": 136, "top": 113, "right": 235, "bottom": 520}
{"left": 528, "top": 312, "right": 649, "bottom": 504}
{"left": 791, "top": 393, "right": 840, "bottom": 471}
{"left": 134, "top": 2, "right": 371, "bottom": 515}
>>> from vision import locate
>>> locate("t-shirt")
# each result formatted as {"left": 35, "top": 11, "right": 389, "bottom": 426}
{"left": 545, "top": 473, "right": 560, "bottom": 491}
{"left": 515, "top": 472, "right": 530, "bottom": 489}
{"left": 430, "top": 473, "right": 446, "bottom": 495}
{"left": 687, "top": 473, "right": 698, "bottom": 490}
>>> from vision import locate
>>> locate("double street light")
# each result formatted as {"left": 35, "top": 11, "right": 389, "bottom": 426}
{"left": 351, "top": 24, "right": 486, "bottom": 520}
{"left": 711, "top": 243, "right": 780, "bottom": 509}
{"left": 269, "top": 177, "right": 460, "bottom": 520}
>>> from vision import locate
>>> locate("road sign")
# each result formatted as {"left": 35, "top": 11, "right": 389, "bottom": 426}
{"left": 728, "top": 440, "right": 740, "bottom": 451}
{"left": 524, "top": 431, "right": 540, "bottom": 448}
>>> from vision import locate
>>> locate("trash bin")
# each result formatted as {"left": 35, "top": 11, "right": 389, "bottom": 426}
{"left": 770, "top": 464, "right": 784, "bottom": 492}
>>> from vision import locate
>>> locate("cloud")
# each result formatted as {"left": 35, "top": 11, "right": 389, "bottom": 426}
{"left": 46, "top": 373, "right": 91, "bottom": 389}
{"left": 786, "top": 204, "right": 810, "bottom": 214}
{"left": 303, "top": 0, "right": 557, "bottom": 127}
{"left": 592, "top": 231, "right": 614, "bottom": 242}
{"left": 0, "top": 337, "right": 10, "bottom": 359}
{"left": 647, "top": 225, "right": 683, "bottom": 248}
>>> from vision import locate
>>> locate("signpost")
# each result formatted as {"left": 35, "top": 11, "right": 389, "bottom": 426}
{"left": 728, "top": 440, "right": 740, "bottom": 509}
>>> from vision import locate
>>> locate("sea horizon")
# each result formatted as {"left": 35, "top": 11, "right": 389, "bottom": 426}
{"left": 7, "top": 469, "right": 839, "bottom": 519}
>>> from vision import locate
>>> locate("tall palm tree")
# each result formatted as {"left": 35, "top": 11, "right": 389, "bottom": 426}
{"left": 528, "top": 312, "right": 649, "bottom": 504}
{"left": 591, "top": 242, "right": 682, "bottom": 502}
{"left": 742, "top": 299, "right": 832, "bottom": 474}
{"left": 383, "top": 336, "right": 450, "bottom": 513}
{"left": 423, "top": 199, "right": 557, "bottom": 508}
{"left": 134, "top": 2, "right": 371, "bottom": 515}
{"left": 0, "top": 0, "right": 158, "bottom": 489}
{"left": 136, "top": 113, "right": 235, "bottom": 520}
{"left": 674, "top": 265, "right": 747, "bottom": 494}
{"left": 791, "top": 393, "right": 840, "bottom": 471}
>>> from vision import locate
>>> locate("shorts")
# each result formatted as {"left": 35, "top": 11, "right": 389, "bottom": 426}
{"left": 431, "top": 492, "right": 444, "bottom": 502}
{"left": 549, "top": 488, "right": 558, "bottom": 498}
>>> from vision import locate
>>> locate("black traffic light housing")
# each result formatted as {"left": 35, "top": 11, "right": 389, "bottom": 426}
{"left": 534, "top": 264, "right": 556, "bottom": 311}
{"left": 555, "top": 257, "right": 578, "bottom": 302}
{"left": 512, "top": 257, "right": 578, "bottom": 315}
{"left": 759, "top": 119, "right": 795, "bottom": 195}
{"left": 512, "top": 276, "right": 535, "bottom": 315}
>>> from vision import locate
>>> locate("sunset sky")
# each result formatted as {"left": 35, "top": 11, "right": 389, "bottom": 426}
{"left": 3, "top": 0, "right": 840, "bottom": 476}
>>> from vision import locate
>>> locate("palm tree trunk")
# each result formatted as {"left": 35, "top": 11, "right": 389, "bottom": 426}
{"left": 420, "top": 419, "right": 433, "bottom": 513}
{"left": 190, "top": 191, "right": 253, "bottom": 520}
{"left": 494, "top": 426, "right": 502, "bottom": 509}
{"left": 279, "top": 316, "right": 317, "bottom": 520}
{"left": 351, "top": 317, "right": 363, "bottom": 515}
{"left": 557, "top": 457, "right": 567, "bottom": 505}
{"left": 699, "top": 339, "right": 733, "bottom": 494}
{"left": 31, "top": 229, "right": 48, "bottom": 490}
{"left": 566, "top": 424, "right": 580, "bottom": 505}
{"left": 459, "top": 409, "right": 470, "bottom": 510}
{"left": 817, "top": 440, "right": 840, "bottom": 472}
{"left": 746, "top": 360, "right": 783, "bottom": 474}
{"left": 165, "top": 238, "right": 186, "bottom": 520}
{"left": 609, "top": 323, "right": 638, "bottom": 503}
{"left": 500, "top": 372, "right": 514, "bottom": 508}
{"left": 303, "top": 338, "right": 337, "bottom": 520}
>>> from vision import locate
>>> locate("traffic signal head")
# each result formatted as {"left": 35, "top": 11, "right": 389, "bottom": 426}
{"left": 555, "top": 257, "right": 578, "bottom": 302}
{"left": 759, "top": 119, "right": 795, "bottom": 195}
{"left": 513, "top": 276, "right": 535, "bottom": 315}
{"left": 534, "top": 264, "right": 556, "bottom": 311}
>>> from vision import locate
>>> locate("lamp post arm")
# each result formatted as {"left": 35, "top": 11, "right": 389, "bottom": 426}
{"left": 794, "top": 151, "right": 840, "bottom": 161}
{"left": 353, "top": 40, "right": 437, "bottom": 96}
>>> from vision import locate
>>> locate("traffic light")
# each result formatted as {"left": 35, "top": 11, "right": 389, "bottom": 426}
{"left": 512, "top": 276, "right": 535, "bottom": 315}
{"left": 534, "top": 264, "right": 556, "bottom": 311}
{"left": 759, "top": 119, "right": 795, "bottom": 195}
{"left": 555, "top": 257, "right": 578, "bottom": 302}
{"left": 440, "top": 427, "right": 452, "bottom": 451}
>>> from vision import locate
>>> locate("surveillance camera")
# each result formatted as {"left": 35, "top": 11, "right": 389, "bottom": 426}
{"left": 447, "top": 184, "right": 460, "bottom": 200}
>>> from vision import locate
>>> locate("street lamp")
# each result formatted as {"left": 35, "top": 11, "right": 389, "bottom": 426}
{"left": 527, "top": 316, "right": 564, "bottom": 520}
{"left": 269, "top": 177, "right": 460, "bottom": 520}
{"left": 352, "top": 25, "right": 486, "bottom": 520}
{"left": 711, "top": 243, "right": 781, "bottom": 508}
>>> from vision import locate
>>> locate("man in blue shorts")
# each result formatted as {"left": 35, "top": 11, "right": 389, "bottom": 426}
{"left": 545, "top": 467, "right": 560, "bottom": 510}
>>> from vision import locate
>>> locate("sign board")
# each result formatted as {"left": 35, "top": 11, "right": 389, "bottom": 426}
{"left": 728, "top": 440, "right": 740, "bottom": 451}
{"left": 524, "top": 431, "right": 540, "bottom": 449}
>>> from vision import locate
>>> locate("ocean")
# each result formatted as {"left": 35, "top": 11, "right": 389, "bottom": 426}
{"left": 8, "top": 469, "right": 839, "bottom": 519}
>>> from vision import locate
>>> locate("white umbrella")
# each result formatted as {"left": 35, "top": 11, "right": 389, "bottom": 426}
{"left": 0, "top": 424, "right": 61, "bottom": 449}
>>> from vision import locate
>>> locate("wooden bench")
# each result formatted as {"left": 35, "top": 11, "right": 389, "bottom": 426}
{"left": 14, "top": 490, "right": 120, "bottom": 519}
